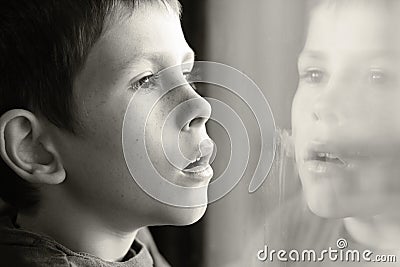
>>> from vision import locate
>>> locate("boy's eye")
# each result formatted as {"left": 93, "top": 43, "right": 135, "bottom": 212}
{"left": 369, "top": 69, "right": 387, "bottom": 85}
{"left": 129, "top": 71, "right": 197, "bottom": 92}
{"left": 300, "top": 69, "right": 326, "bottom": 84}
{"left": 129, "top": 74, "right": 155, "bottom": 91}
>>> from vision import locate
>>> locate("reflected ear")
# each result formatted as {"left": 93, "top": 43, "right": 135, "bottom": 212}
{"left": 0, "top": 110, "right": 65, "bottom": 185}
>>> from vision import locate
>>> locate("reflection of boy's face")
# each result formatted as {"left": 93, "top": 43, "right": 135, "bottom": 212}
{"left": 292, "top": 3, "right": 400, "bottom": 218}
{"left": 48, "top": 6, "right": 213, "bottom": 228}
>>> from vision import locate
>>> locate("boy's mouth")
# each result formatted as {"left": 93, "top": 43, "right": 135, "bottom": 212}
{"left": 183, "top": 154, "right": 211, "bottom": 173}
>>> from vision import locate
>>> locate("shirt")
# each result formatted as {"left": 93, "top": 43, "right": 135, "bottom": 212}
{"left": 0, "top": 216, "right": 162, "bottom": 267}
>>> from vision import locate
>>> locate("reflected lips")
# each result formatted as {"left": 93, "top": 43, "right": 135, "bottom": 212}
{"left": 306, "top": 151, "right": 346, "bottom": 165}
{"left": 304, "top": 143, "right": 348, "bottom": 173}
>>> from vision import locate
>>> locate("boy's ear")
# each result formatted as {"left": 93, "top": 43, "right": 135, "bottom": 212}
{"left": 0, "top": 109, "right": 66, "bottom": 185}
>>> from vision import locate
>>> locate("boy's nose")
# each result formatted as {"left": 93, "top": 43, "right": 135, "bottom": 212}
{"left": 182, "top": 96, "right": 212, "bottom": 131}
{"left": 176, "top": 95, "right": 212, "bottom": 166}
{"left": 160, "top": 68, "right": 212, "bottom": 129}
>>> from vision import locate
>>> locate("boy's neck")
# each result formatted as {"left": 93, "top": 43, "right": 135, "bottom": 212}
{"left": 16, "top": 196, "right": 139, "bottom": 262}
{"left": 344, "top": 214, "right": 400, "bottom": 252}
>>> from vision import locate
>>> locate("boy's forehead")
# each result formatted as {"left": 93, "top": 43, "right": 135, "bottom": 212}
{"left": 99, "top": 7, "right": 187, "bottom": 59}
{"left": 305, "top": 3, "right": 400, "bottom": 53}
{"left": 76, "top": 6, "right": 192, "bottom": 91}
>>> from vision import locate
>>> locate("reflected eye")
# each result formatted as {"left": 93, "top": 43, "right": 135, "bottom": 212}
{"left": 369, "top": 69, "right": 386, "bottom": 85}
{"left": 300, "top": 69, "right": 326, "bottom": 84}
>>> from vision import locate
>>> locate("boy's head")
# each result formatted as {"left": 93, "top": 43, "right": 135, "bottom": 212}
{"left": 0, "top": 0, "right": 214, "bottom": 228}
{"left": 292, "top": 0, "right": 400, "bottom": 218}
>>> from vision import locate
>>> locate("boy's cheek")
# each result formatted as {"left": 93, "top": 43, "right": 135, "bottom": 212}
{"left": 74, "top": 90, "right": 133, "bottom": 145}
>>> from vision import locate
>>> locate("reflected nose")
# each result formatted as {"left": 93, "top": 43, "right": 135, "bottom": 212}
{"left": 312, "top": 87, "right": 342, "bottom": 125}
{"left": 312, "top": 103, "right": 339, "bottom": 124}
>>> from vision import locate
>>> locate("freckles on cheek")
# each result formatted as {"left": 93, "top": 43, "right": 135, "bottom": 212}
{"left": 77, "top": 97, "right": 128, "bottom": 149}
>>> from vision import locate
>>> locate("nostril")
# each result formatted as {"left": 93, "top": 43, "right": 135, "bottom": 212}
{"left": 312, "top": 110, "right": 340, "bottom": 125}
{"left": 312, "top": 112, "right": 319, "bottom": 121}
{"left": 188, "top": 117, "right": 205, "bottom": 128}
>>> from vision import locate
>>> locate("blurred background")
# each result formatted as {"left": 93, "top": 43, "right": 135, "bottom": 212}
{"left": 151, "top": 0, "right": 308, "bottom": 266}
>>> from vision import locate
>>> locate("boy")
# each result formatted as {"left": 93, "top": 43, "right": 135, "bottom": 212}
{"left": 0, "top": 0, "right": 214, "bottom": 266}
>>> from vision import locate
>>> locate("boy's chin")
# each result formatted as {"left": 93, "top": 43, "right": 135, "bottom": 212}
{"left": 160, "top": 205, "right": 208, "bottom": 226}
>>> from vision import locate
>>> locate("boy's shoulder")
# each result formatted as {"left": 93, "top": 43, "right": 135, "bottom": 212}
{"left": 0, "top": 216, "right": 154, "bottom": 267}
{"left": 0, "top": 215, "right": 69, "bottom": 266}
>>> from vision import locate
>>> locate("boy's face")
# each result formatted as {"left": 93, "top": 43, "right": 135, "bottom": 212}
{"left": 292, "top": 3, "right": 400, "bottom": 218}
{"left": 48, "top": 6, "right": 213, "bottom": 228}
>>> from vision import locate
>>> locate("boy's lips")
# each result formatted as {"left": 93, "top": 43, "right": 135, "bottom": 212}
{"left": 181, "top": 152, "right": 214, "bottom": 183}
{"left": 183, "top": 153, "right": 212, "bottom": 173}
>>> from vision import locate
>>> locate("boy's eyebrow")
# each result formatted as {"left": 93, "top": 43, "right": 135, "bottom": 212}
{"left": 298, "top": 50, "right": 400, "bottom": 62}
{"left": 116, "top": 50, "right": 196, "bottom": 72}
{"left": 363, "top": 50, "right": 400, "bottom": 60}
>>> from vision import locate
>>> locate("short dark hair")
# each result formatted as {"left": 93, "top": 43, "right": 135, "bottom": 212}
{"left": 0, "top": 0, "right": 181, "bottom": 211}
